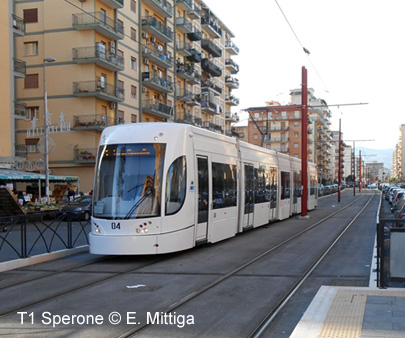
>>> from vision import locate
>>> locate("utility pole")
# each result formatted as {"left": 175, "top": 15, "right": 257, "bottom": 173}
{"left": 359, "top": 150, "right": 362, "bottom": 193}
{"left": 301, "top": 66, "right": 308, "bottom": 217}
{"left": 338, "top": 119, "right": 342, "bottom": 202}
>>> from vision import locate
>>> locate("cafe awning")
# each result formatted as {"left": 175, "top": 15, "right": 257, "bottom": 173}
{"left": 0, "top": 169, "right": 79, "bottom": 182}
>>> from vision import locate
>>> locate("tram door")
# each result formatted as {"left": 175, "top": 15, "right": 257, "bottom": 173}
{"left": 243, "top": 164, "right": 254, "bottom": 229}
{"left": 196, "top": 156, "right": 210, "bottom": 242}
{"left": 292, "top": 171, "right": 298, "bottom": 214}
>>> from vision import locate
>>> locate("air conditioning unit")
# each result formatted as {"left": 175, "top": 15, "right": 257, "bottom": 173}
{"left": 142, "top": 87, "right": 147, "bottom": 93}
{"left": 152, "top": 65, "right": 157, "bottom": 70}
{"left": 143, "top": 59, "right": 149, "bottom": 65}
{"left": 110, "top": 102, "right": 116, "bottom": 109}
{"left": 150, "top": 37, "right": 156, "bottom": 43}
{"left": 142, "top": 32, "right": 148, "bottom": 39}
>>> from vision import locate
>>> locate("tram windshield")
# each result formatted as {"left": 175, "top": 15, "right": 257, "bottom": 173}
{"left": 93, "top": 143, "right": 166, "bottom": 219}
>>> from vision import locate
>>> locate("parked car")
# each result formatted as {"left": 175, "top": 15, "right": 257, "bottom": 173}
{"left": 60, "top": 196, "right": 92, "bottom": 221}
{"left": 367, "top": 183, "right": 377, "bottom": 189}
{"left": 391, "top": 190, "right": 405, "bottom": 212}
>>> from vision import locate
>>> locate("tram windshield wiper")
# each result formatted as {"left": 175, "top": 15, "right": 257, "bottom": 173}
{"left": 124, "top": 188, "right": 153, "bottom": 219}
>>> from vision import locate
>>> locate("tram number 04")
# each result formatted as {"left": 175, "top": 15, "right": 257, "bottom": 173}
{"left": 111, "top": 222, "right": 121, "bottom": 230}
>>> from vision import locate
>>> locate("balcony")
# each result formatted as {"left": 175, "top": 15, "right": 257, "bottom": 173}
{"left": 72, "top": 12, "right": 124, "bottom": 40}
{"left": 201, "top": 39, "right": 222, "bottom": 58}
{"left": 187, "top": 27, "right": 202, "bottom": 41}
{"left": 142, "top": 73, "right": 174, "bottom": 93}
{"left": 201, "top": 16, "right": 222, "bottom": 38}
{"left": 225, "top": 94, "right": 239, "bottom": 106}
{"left": 72, "top": 114, "right": 116, "bottom": 131}
{"left": 201, "top": 58, "right": 222, "bottom": 77}
{"left": 176, "top": 40, "right": 191, "bottom": 56}
{"left": 203, "top": 121, "right": 223, "bottom": 133}
{"left": 12, "top": 14, "right": 25, "bottom": 37}
{"left": 268, "top": 126, "right": 289, "bottom": 131}
{"left": 266, "top": 137, "right": 289, "bottom": 143}
{"left": 272, "top": 148, "right": 289, "bottom": 153}
{"left": 201, "top": 79, "right": 222, "bottom": 96}
{"left": 142, "top": 100, "right": 174, "bottom": 119}
{"left": 13, "top": 58, "right": 26, "bottom": 78}
{"left": 225, "top": 58, "right": 239, "bottom": 74}
{"left": 225, "top": 76, "right": 239, "bottom": 89}
{"left": 225, "top": 113, "right": 239, "bottom": 123}
{"left": 142, "top": 44, "right": 173, "bottom": 68}
{"left": 225, "top": 40, "right": 239, "bottom": 55}
{"left": 175, "top": 17, "right": 192, "bottom": 34}
{"left": 72, "top": 46, "right": 124, "bottom": 71}
{"left": 177, "top": 90, "right": 201, "bottom": 106}
{"left": 176, "top": 64, "right": 201, "bottom": 84}
{"left": 73, "top": 80, "right": 125, "bottom": 102}
{"left": 225, "top": 128, "right": 243, "bottom": 138}
{"left": 177, "top": 113, "right": 197, "bottom": 126}
{"left": 99, "top": 0, "right": 124, "bottom": 9}
{"left": 186, "top": 49, "right": 201, "bottom": 63}
{"left": 176, "top": 0, "right": 192, "bottom": 11}
{"left": 188, "top": 3, "right": 202, "bottom": 19}
{"left": 14, "top": 102, "right": 27, "bottom": 120}
{"left": 74, "top": 148, "right": 97, "bottom": 163}
{"left": 201, "top": 100, "right": 219, "bottom": 115}
{"left": 142, "top": 16, "right": 173, "bottom": 43}
{"left": 143, "top": 0, "right": 173, "bottom": 18}
{"left": 15, "top": 145, "right": 27, "bottom": 158}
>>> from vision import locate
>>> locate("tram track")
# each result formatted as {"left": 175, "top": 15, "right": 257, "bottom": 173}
{"left": 118, "top": 190, "right": 377, "bottom": 338}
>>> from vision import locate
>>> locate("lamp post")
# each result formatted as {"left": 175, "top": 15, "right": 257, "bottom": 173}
{"left": 43, "top": 57, "right": 56, "bottom": 204}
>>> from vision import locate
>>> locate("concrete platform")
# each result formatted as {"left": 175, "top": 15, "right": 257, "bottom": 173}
{"left": 290, "top": 286, "right": 405, "bottom": 337}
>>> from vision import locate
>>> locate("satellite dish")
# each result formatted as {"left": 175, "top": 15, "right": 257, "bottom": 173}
{"left": 37, "top": 136, "right": 56, "bottom": 154}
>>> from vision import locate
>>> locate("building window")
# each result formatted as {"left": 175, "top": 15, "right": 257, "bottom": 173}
{"left": 131, "top": 27, "right": 137, "bottom": 41}
{"left": 253, "top": 134, "right": 258, "bottom": 140}
{"left": 23, "top": 9, "right": 38, "bottom": 23}
{"left": 167, "top": 99, "right": 172, "bottom": 107}
{"left": 131, "top": 85, "right": 137, "bottom": 98}
{"left": 131, "top": 57, "right": 137, "bottom": 70}
{"left": 117, "top": 49, "right": 124, "bottom": 59}
{"left": 294, "top": 122, "right": 299, "bottom": 127}
{"left": 26, "top": 106, "right": 39, "bottom": 120}
{"left": 117, "top": 110, "right": 124, "bottom": 124}
{"left": 131, "top": 0, "right": 136, "bottom": 12}
{"left": 294, "top": 132, "right": 299, "bottom": 138}
{"left": 24, "top": 41, "right": 38, "bottom": 56}
{"left": 131, "top": 114, "right": 137, "bottom": 123}
{"left": 118, "top": 80, "right": 124, "bottom": 91}
{"left": 25, "top": 74, "right": 39, "bottom": 89}
{"left": 294, "top": 143, "right": 299, "bottom": 149}
{"left": 26, "top": 138, "right": 39, "bottom": 153}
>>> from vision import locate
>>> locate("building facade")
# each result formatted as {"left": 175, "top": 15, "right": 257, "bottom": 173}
{"left": 392, "top": 124, "right": 405, "bottom": 181}
{"left": 9, "top": 0, "right": 239, "bottom": 192}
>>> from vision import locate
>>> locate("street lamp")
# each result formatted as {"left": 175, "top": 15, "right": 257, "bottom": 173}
{"left": 43, "top": 57, "right": 56, "bottom": 204}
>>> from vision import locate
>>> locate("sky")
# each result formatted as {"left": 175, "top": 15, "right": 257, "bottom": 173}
{"left": 203, "top": 0, "right": 405, "bottom": 152}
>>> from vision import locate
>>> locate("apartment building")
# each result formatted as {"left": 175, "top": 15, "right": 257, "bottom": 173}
{"left": 247, "top": 89, "right": 333, "bottom": 183}
{"left": 392, "top": 124, "right": 405, "bottom": 180}
{"left": 11, "top": 0, "right": 239, "bottom": 192}
{"left": 1, "top": 0, "right": 26, "bottom": 167}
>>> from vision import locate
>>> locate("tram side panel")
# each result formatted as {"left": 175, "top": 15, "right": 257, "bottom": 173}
{"left": 290, "top": 157, "right": 302, "bottom": 215}
{"left": 308, "top": 163, "right": 318, "bottom": 210}
{"left": 192, "top": 128, "right": 239, "bottom": 244}
{"left": 277, "top": 153, "right": 293, "bottom": 220}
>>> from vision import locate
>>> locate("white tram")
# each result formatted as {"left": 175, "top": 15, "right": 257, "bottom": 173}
{"left": 89, "top": 123, "right": 317, "bottom": 255}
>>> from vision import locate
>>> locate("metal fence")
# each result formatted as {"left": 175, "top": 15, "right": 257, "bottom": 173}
{"left": 0, "top": 211, "right": 90, "bottom": 262}
{"left": 376, "top": 193, "right": 405, "bottom": 288}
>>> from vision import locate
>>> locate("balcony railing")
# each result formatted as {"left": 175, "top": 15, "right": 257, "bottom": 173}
{"left": 72, "top": 114, "right": 116, "bottom": 130}
{"left": 203, "top": 121, "right": 223, "bottom": 133}
{"left": 201, "top": 100, "right": 219, "bottom": 115}
{"left": 176, "top": 64, "right": 201, "bottom": 84}
{"left": 225, "top": 76, "right": 239, "bottom": 89}
{"left": 177, "top": 0, "right": 192, "bottom": 11}
{"left": 175, "top": 17, "right": 192, "bottom": 33}
{"left": 225, "top": 94, "right": 239, "bottom": 106}
{"left": 15, "top": 145, "right": 28, "bottom": 158}
{"left": 72, "top": 46, "right": 124, "bottom": 71}
{"left": 186, "top": 49, "right": 201, "bottom": 63}
{"left": 201, "top": 79, "right": 222, "bottom": 95}
{"left": 225, "top": 40, "right": 239, "bottom": 55}
{"left": 73, "top": 80, "right": 125, "bottom": 102}
{"left": 176, "top": 40, "right": 192, "bottom": 56}
{"left": 14, "top": 102, "right": 27, "bottom": 119}
{"left": 187, "top": 27, "right": 202, "bottom": 41}
{"left": 225, "top": 113, "right": 239, "bottom": 123}
{"left": 142, "top": 100, "right": 174, "bottom": 119}
{"left": 188, "top": 3, "right": 202, "bottom": 19}
{"left": 142, "top": 44, "right": 173, "bottom": 68}
{"left": 143, "top": 0, "right": 173, "bottom": 17}
{"left": 72, "top": 12, "right": 124, "bottom": 40}
{"left": 201, "top": 39, "right": 222, "bottom": 57}
{"left": 99, "top": 0, "right": 124, "bottom": 9}
{"left": 142, "top": 73, "right": 174, "bottom": 93}
{"left": 12, "top": 14, "right": 25, "bottom": 36}
{"left": 201, "top": 16, "right": 222, "bottom": 38}
{"left": 265, "top": 137, "right": 289, "bottom": 143}
{"left": 201, "top": 58, "right": 222, "bottom": 77}
{"left": 13, "top": 58, "right": 26, "bottom": 77}
{"left": 142, "top": 16, "right": 173, "bottom": 43}
{"left": 74, "top": 148, "right": 97, "bottom": 163}
{"left": 225, "top": 58, "right": 239, "bottom": 74}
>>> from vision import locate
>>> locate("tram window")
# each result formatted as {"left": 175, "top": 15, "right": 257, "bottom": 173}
{"left": 294, "top": 171, "right": 302, "bottom": 198}
{"left": 165, "top": 156, "right": 187, "bottom": 215}
{"left": 212, "top": 163, "right": 237, "bottom": 209}
{"left": 270, "top": 168, "right": 278, "bottom": 208}
{"left": 281, "top": 171, "right": 290, "bottom": 200}
{"left": 310, "top": 175, "right": 317, "bottom": 195}
{"left": 254, "top": 168, "right": 266, "bottom": 204}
